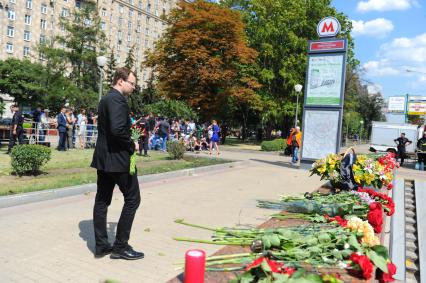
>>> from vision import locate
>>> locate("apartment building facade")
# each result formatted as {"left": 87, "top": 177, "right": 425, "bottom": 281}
{"left": 0, "top": 0, "right": 178, "bottom": 88}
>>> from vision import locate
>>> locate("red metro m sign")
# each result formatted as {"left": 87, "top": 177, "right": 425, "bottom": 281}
{"left": 317, "top": 17, "right": 341, "bottom": 38}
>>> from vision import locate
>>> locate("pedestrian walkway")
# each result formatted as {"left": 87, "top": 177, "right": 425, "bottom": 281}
{"left": 0, "top": 151, "right": 322, "bottom": 282}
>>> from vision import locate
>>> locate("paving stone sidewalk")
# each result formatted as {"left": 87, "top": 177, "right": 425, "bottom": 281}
{"left": 0, "top": 151, "right": 324, "bottom": 283}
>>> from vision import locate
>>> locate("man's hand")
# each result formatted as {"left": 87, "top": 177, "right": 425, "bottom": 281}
{"left": 13, "top": 130, "right": 16, "bottom": 135}
{"left": 134, "top": 141, "right": 139, "bottom": 152}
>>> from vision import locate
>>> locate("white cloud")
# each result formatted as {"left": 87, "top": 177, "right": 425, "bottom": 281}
{"left": 357, "top": 0, "right": 417, "bottom": 12}
{"left": 362, "top": 60, "right": 400, "bottom": 76}
{"left": 380, "top": 33, "right": 426, "bottom": 64}
{"left": 351, "top": 18, "right": 394, "bottom": 38}
{"left": 367, "top": 84, "right": 383, "bottom": 94}
{"left": 362, "top": 33, "right": 426, "bottom": 82}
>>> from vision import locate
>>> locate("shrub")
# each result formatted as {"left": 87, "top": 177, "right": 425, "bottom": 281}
{"left": 11, "top": 144, "right": 51, "bottom": 176}
{"left": 166, "top": 139, "right": 186, "bottom": 160}
{"left": 261, "top": 138, "right": 286, "bottom": 151}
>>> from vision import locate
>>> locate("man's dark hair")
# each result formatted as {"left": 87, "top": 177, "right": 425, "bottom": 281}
{"left": 113, "top": 67, "right": 136, "bottom": 85}
{"left": 401, "top": 133, "right": 406, "bottom": 135}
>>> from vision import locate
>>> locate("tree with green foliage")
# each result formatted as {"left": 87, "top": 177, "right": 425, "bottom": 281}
{"left": 0, "top": 59, "right": 47, "bottom": 106}
{"left": 38, "top": 1, "right": 106, "bottom": 110}
{"left": 105, "top": 48, "right": 118, "bottom": 87}
{"left": 143, "top": 100, "right": 198, "bottom": 120}
{"left": 221, "top": 0, "right": 356, "bottom": 137}
{"left": 125, "top": 45, "right": 136, "bottom": 69}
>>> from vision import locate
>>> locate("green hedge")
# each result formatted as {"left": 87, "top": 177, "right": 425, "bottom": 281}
{"left": 167, "top": 139, "right": 186, "bottom": 160}
{"left": 11, "top": 144, "right": 51, "bottom": 176}
{"left": 261, "top": 138, "right": 286, "bottom": 151}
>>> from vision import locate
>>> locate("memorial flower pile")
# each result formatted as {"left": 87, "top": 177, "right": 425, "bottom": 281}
{"left": 173, "top": 219, "right": 396, "bottom": 282}
{"left": 310, "top": 152, "right": 398, "bottom": 190}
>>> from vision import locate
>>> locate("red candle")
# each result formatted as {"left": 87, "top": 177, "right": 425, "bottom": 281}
{"left": 184, "top": 249, "right": 206, "bottom": 283}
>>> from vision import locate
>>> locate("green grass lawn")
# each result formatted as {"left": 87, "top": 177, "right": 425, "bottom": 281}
{"left": 0, "top": 147, "right": 230, "bottom": 196}
{"left": 222, "top": 137, "right": 261, "bottom": 151}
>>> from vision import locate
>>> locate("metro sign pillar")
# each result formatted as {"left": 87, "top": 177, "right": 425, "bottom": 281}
{"left": 299, "top": 17, "right": 347, "bottom": 166}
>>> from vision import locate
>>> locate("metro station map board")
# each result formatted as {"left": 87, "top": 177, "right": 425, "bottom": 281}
{"left": 306, "top": 54, "right": 344, "bottom": 106}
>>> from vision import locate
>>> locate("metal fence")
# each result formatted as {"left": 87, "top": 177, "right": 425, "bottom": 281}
{"left": 20, "top": 123, "right": 98, "bottom": 149}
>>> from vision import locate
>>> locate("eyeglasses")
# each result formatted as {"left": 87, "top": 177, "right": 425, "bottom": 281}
{"left": 125, "top": 80, "right": 136, "bottom": 87}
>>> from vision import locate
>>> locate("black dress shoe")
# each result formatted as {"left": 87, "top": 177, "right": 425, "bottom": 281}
{"left": 94, "top": 246, "right": 113, "bottom": 258}
{"left": 110, "top": 246, "right": 144, "bottom": 260}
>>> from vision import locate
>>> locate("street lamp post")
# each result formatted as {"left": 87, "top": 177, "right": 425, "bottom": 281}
{"left": 294, "top": 84, "right": 303, "bottom": 128}
{"left": 96, "top": 56, "right": 107, "bottom": 102}
{"left": 359, "top": 120, "right": 364, "bottom": 142}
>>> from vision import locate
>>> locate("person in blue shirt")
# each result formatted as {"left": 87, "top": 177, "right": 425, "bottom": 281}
{"left": 208, "top": 120, "right": 220, "bottom": 156}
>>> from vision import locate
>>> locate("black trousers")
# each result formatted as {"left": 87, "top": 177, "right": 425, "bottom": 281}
{"left": 58, "top": 132, "right": 67, "bottom": 151}
{"left": 93, "top": 170, "right": 141, "bottom": 252}
{"left": 397, "top": 148, "right": 406, "bottom": 165}
{"left": 8, "top": 128, "right": 24, "bottom": 152}
{"left": 139, "top": 135, "right": 149, "bottom": 155}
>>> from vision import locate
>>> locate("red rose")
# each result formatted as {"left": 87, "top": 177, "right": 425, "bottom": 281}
{"left": 349, "top": 253, "right": 374, "bottom": 280}
{"left": 376, "top": 262, "right": 397, "bottom": 283}
{"left": 387, "top": 183, "right": 393, "bottom": 190}
{"left": 368, "top": 202, "right": 383, "bottom": 233}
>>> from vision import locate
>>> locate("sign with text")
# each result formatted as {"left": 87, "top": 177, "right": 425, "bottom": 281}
{"left": 407, "top": 96, "right": 426, "bottom": 115}
{"left": 387, "top": 96, "right": 406, "bottom": 113}
{"left": 305, "top": 54, "right": 344, "bottom": 106}
{"left": 309, "top": 39, "right": 346, "bottom": 52}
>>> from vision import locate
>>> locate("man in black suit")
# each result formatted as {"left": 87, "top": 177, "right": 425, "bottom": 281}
{"left": 57, "top": 106, "right": 68, "bottom": 151}
{"left": 6, "top": 105, "right": 24, "bottom": 154}
{"left": 91, "top": 67, "right": 144, "bottom": 260}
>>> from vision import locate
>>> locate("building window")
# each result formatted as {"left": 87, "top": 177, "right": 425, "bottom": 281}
{"left": 127, "top": 34, "right": 131, "bottom": 42}
{"left": 24, "top": 15, "right": 32, "bottom": 25}
{"left": 40, "top": 35, "right": 46, "bottom": 43}
{"left": 75, "top": 0, "right": 81, "bottom": 8}
{"left": 136, "top": 36, "right": 141, "bottom": 44}
{"left": 147, "top": 2, "right": 151, "bottom": 12}
{"left": 60, "top": 24, "right": 65, "bottom": 31}
{"left": 9, "top": 0, "right": 16, "bottom": 3}
{"left": 64, "top": 0, "right": 69, "bottom": 2}
{"left": 26, "top": 0, "right": 32, "bottom": 9}
{"left": 117, "top": 44, "right": 121, "bottom": 51}
{"left": 137, "top": 25, "right": 141, "bottom": 33}
{"left": 119, "top": 4, "right": 124, "bottom": 13}
{"left": 100, "top": 22, "right": 106, "bottom": 30}
{"left": 39, "top": 52, "right": 46, "bottom": 61}
{"left": 118, "top": 18, "right": 123, "bottom": 27}
{"left": 8, "top": 10, "right": 16, "bottom": 21}
{"left": 41, "top": 4, "right": 47, "bottom": 14}
{"left": 138, "top": 12, "right": 142, "bottom": 19}
{"left": 61, "top": 8, "right": 69, "bottom": 17}
{"left": 41, "top": 19, "right": 47, "bottom": 29}
{"left": 6, "top": 43, "right": 13, "bottom": 53}
{"left": 23, "top": 46, "right": 30, "bottom": 57}
{"left": 7, "top": 26, "right": 14, "bottom": 37}
{"left": 129, "top": 9, "right": 133, "bottom": 17}
{"left": 118, "top": 30, "right": 122, "bottom": 40}
{"left": 101, "top": 9, "right": 106, "bottom": 17}
{"left": 128, "top": 21, "right": 132, "bottom": 29}
{"left": 24, "top": 30, "right": 31, "bottom": 41}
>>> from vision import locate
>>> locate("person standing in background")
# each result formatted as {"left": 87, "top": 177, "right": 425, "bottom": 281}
{"left": 7, "top": 105, "right": 24, "bottom": 154}
{"left": 394, "top": 133, "right": 412, "bottom": 166}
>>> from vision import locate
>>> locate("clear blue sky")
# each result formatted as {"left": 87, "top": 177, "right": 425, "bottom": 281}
{"left": 331, "top": 0, "right": 426, "bottom": 98}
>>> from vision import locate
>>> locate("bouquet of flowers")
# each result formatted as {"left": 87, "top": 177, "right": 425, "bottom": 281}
{"left": 129, "top": 125, "right": 142, "bottom": 175}
{"left": 310, "top": 152, "right": 398, "bottom": 190}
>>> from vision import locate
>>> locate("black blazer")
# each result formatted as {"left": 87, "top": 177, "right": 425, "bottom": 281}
{"left": 91, "top": 88, "right": 135, "bottom": 172}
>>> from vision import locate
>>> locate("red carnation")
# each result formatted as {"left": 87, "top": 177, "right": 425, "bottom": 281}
{"left": 245, "top": 256, "right": 265, "bottom": 271}
{"left": 282, "top": 266, "right": 296, "bottom": 276}
{"left": 368, "top": 202, "right": 383, "bottom": 233}
{"left": 265, "top": 258, "right": 283, "bottom": 273}
{"left": 387, "top": 183, "right": 393, "bottom": 190}
{"left": 324, "top": 215, "right": 347, "bottom": 227}
{"left": 376, "top": 262, "right": 397, "bottom": 283}
{"left": 349, "top": 253, "right": 374, "bottom": 280}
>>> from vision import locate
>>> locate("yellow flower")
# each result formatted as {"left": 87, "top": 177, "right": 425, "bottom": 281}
{"left": 317, "top": 165, "right": 327, "bottom": 174}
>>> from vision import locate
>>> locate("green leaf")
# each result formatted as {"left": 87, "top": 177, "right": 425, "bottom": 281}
{"left": 240, "top": 272, "right": 255, "bottom": 283}
{"left": 372, "top": 245, "right": 389, "bottom": 259}
{"left": 348, "top": 234, "right": 361, "bottom": 251}
{"left": 261, "top": 259, "right": 272, "bottom": 273}
{"left": 367, "top": 250, "right": 388, "bottom": 273}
